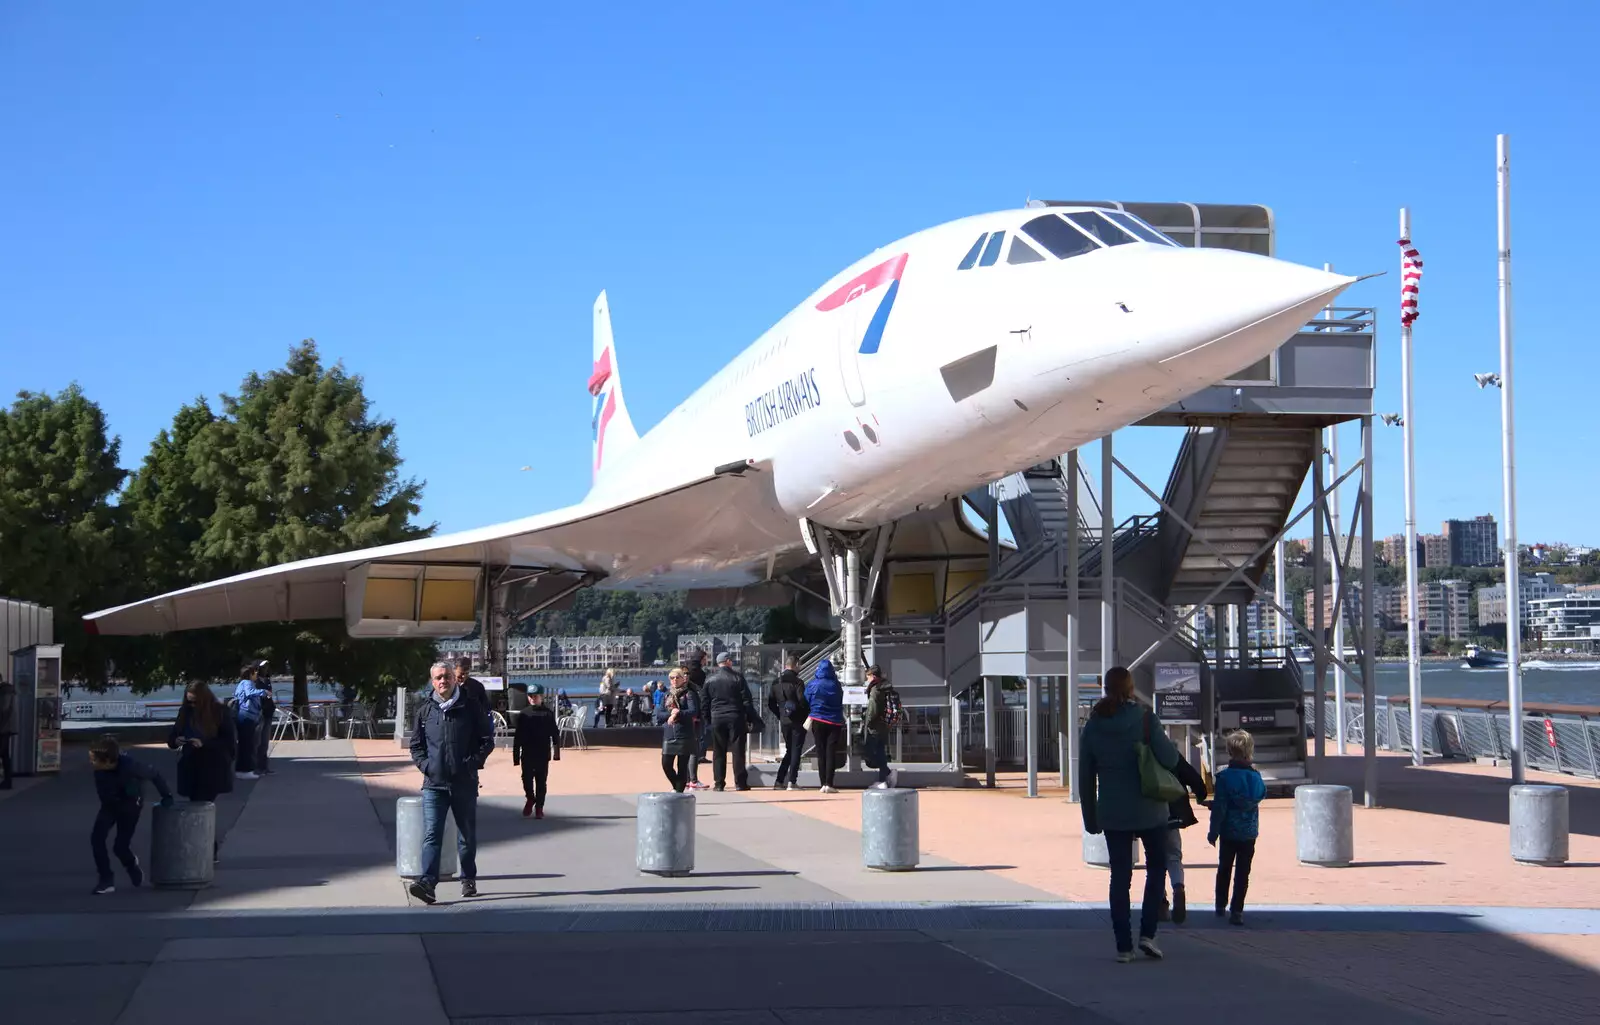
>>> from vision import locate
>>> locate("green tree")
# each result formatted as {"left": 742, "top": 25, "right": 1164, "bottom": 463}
{"left": 0, "top": 386, "right": 127, "bottom": 683}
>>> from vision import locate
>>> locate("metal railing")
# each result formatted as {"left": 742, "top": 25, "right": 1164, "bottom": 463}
{"left": 1305, "top": 695, "right": 1600, "bottom": 780}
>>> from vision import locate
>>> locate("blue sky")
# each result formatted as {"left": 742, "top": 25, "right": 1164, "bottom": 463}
{"left": 2, "top": 3, "right": 1595, "bottom": 545}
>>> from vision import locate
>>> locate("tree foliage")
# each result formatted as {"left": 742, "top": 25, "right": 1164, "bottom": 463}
{"left": 0, "top": 386, "right": 127, "bottom": 682}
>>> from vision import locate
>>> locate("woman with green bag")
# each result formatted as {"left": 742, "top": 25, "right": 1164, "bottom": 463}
{"left": 1080, "top": 666, "right": 1183, "bottom": 963}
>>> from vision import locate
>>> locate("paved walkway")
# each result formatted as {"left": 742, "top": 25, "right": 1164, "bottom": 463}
{"left": 1, "top": 739, "right": 1597, "bottom": 1023}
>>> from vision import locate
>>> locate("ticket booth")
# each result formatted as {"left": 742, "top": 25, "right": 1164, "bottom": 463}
{"left": 11, "top": 644, "right": 63, "bottom": 775}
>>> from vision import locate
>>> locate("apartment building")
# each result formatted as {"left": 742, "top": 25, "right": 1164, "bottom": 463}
{"left": 1444, "top": 515, "right": 1499, "bottom": 567}
{"left": 436, "top": 636, "right": 644, "bottom": 672}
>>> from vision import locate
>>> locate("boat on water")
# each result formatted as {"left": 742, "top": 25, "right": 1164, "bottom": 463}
{"left": 1462, "top": 644, "right": 1509, "bottom": 669}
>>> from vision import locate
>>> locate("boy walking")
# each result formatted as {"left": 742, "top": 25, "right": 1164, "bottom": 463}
{"left": 88, "top": 735, "right": 173, "bottom": 894}
{"left": 512, "top": 686, "right": 561, "bottom": 819}
{"left": 1208, "top": 730, "right": 1267, "bottom": 925}
{"left": 1161, "top": 748, "right": 1208, "bottom": 923}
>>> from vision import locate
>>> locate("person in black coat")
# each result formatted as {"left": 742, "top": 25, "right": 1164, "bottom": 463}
{"left": 167, "top": 681, "right": 237, "bottom": 864}
{"left": 655, "top": 668, "right": 700, "bottom": 793}
{"left": 704, "top": 652, "right": 760, "bottom": 791}
{"left": 685, "top": 651, "right": 709, "bottom": 786}
{"left": 409, "top": 662, "right": 495, "bottom": 905}
{"left": 766, "top": 657, "right": 809, "bottom": 790}
{"left": 1161, "top": 751, "right": 1209, "bottom": 924}
{"left": 88, "top": 734, "right": 173, "bottom": 894}
{"left": 512, "top": 686, "right": 561, "bottom": 820}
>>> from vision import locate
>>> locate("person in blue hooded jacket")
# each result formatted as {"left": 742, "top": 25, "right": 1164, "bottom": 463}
{"left": 803, "top": 659, "right": 845, "bottom": 793}
{"left": 231, "top": 665, "right": 268, "bottom": 779}
{"left": 1080, "top": 666, "right": 1181, "bottom": 963}
{"left": 1208, "top": 729, "right": 1267, "bottom": 925}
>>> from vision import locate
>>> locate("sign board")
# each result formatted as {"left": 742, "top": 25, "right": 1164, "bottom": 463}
{"left": 1239, "top": 712, "right": 1278, "bottom": 730}
{"left": 843, "top": 686, "right": 868, "bottom": 706}
{"left": 478, "top": 676, "right": 506, "bottom": 692}
{"left": 1544, "top": 718, "right": 1558, "bottom": 749}
{"left": 1153, "top": 662, "right": 1202, "bottom": 725}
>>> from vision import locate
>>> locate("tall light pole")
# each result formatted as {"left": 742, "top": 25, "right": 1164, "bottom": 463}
{"left": 1323, "top": 264, "right": 1346, "bottom": 755}
{"left": 1495, "top": 132, "right": 1523, "bottom": 784}
{"left": 1398, "top": 211, "right": 1425, "bottom": 768}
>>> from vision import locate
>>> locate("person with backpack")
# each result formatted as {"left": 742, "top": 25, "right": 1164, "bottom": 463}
{"left": 861, "top": 664, "right": 901, "bottom": 790}
{"left": 1080, "top": 666, "right": 1182, "bottom": 963}
{"left": 1209, "top": 729, "right": 1267, "bottom": 925}
{"left": 767, "top": 657, "right": 809, "bottom": 790}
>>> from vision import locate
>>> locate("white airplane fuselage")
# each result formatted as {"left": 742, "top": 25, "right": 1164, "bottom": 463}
{"left": 586, "top": 206, "right": 1352, "bottom": 583}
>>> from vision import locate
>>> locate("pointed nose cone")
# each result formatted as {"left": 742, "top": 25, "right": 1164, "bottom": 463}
{"left": 1136, "top": 248, "right": 1357, "bottom": 385}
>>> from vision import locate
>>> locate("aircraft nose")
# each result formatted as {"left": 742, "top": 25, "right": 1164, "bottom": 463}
{"left": 1138, "top": 248, "right": 1356, "bottom": 372}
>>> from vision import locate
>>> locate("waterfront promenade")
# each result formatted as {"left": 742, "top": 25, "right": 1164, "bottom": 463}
{"left": 2, "top": 741, "right": 1597, "bottom": 1024}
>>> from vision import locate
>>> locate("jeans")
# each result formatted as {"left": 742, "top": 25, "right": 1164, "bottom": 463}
{"left": 235, "top": 717, "right": 258, "bottom": 774}
{"left": 811, "top": 721, "right": 843, "bottom": 788}
{"left": 91, "top": 800, "right": 142, "bottom": 882}
{"left": 774, "top": 725, "right": 807, "bottom": 785}
{"left": 661, "top": 751, "right": 693, "bottom": 792}
{"left": 1104, "top": 827, "right": 1170, "bottom": 952}
{"left": 420, "top": 779, "right": 478, "bottom": 884}
{"left": 863, "top": 732, "right": 891, "bottom": 783}
{"left": 520, "top": 759, "right": 549, "bottom": 810}
{"left": 1217, "top": 837, "right": 1257, "bottom": 914}
{"left": 710, "top": 721, "right": 749, "bottom": 788}
{"left": 1166, "top": 827, "right": 1185, "bottom": 888}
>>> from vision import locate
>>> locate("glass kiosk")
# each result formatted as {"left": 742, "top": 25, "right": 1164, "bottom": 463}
{"left": 11, "top": 644, "right": 63, "bottom": 775}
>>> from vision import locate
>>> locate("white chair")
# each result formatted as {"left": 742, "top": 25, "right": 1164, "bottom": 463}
{"left": 492, "top": 710, "right": 511, "bottom": 740}
{"left": 558, "top": 713, "right": 587, "bottom": 751}
{"left": 344, "top": 703, "right": 375, "bottom": 739}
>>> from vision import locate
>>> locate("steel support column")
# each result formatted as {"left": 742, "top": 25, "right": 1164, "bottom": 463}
{"left": 1100, "top": 435, "right": 1116, "bottom": 685}
{"left": 1313, "top": 453, "right": 1327, "bottom": 775}
{"left": 1361, "top": 416, "right": 1379, "bottom": 807}
{"left": 1066, "top": 448, "right": 1081, "bottom": 800}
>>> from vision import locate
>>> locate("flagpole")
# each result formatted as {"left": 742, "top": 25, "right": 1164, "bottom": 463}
{"left": 1497, "top": 134, "right": 1524, "bottom": 785}
{"left": 1399, "top": 210, "right": 1424, "bottom": 768}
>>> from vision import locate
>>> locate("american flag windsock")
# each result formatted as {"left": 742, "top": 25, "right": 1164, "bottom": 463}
{"left": 1398, "top": 237, "right": 1423, "bottom": 327}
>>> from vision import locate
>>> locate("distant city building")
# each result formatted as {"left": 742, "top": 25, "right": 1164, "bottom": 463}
{"left": 676, "top": 634, "right": 764, "bottom": 667}
{"left": 1421, "top": 534, "right": 1452, "bottom": 570}
{"left": 1302, "top": 584, "right": 1401, "bottom": 636}
{"left": 437, "top": 636, "right": 643, "bottom": 672}
{"left": 1527, "top": 593, "right": 1600, "bottom": 653}
{"left": 1418, "top": 579, "right": 1473, "bottom": 640}
{"left": 1444, "top": 515, "right": 1499, "bottom": 568}
{"left": 1383, "top": 533, "right": 1414, "bottom": 570}
{"left": 1476, "top": 573, "right": 1567, "bottom": 633}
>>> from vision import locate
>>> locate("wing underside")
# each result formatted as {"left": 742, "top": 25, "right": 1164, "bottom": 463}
{"left": 86, "top": 468, "right": 799, "bottom": 636}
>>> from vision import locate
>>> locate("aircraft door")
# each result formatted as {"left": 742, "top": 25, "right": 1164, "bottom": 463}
{"left": 836, "top": 285, "right": 868, "bottom": 407}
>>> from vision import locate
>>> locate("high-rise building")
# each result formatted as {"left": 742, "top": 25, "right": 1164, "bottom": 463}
{"left": 1384, "top": 533, "right": 1413, "bottom": 569}
{"left": 1421, "top": 534, "right": 1451, "bottom": 569}
{"left": 1445, "top": 515, "right": 1499, "bottom": 567}
{"left": 1476, "top": 573, "right": 1568, "bottom": 634}
{"left": 1418, "top": 580, "right": 1472, "bottom": 640}
{"left": 1527, "top": 593, "right": 1600, "bottom": 653}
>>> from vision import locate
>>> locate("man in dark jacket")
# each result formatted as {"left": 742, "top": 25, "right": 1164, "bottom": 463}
{"left": 409, "top": 661, "right": 495, "bottom": 905}
{"left": 88, "top": 734, "right": 173, "bottom": 894}
{"left": 703, "top": 652, "right": 759, "bottom": 791}
{"left": 767, "top": 657, "right": 809, "bottom": 790}
{"left": 685, "top": 650, "right": 709, "bottom": 788}
{"left": 512, "top": 686, "right": 561, "bottom": 820}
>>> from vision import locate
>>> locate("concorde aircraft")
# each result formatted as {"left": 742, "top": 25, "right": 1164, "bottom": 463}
{"left": 86, "top": 206, "right": 1354, "bottom": 659}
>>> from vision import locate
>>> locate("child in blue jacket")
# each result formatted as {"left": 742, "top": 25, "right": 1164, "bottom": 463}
{"left": 1208, "top": 729, "right": 1266, "bottom": 925}
{"left": 89, "top": 734, "right": 173, "bottom": 894}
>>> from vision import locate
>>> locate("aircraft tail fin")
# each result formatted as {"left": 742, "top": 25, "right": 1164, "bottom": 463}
{"left": 589, "top": 291, "right": 641, "bottom": 482}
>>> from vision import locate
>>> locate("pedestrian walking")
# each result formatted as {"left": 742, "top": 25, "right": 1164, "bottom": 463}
{"left": 231, "top": 665, "right": 267, "bottom": 780}
{"left": 1160, "top": 746, "right": 1208, "bottom": 924}
{"left": 167, "top": 681, "right": 237, "bottom": 864}
{"left": 1209, "top": 730, "right": 1266, "bottom": 926}
{"left": 861, "top": 664, "right": 901, "bottom": 790}
{"left": 409, "top": 661, "right": 494, "bottom": 905}
{"left": 704, "top": 652, "right": 759, "bottom": 791}
{"left": 512, "top": 686, "right": 561, "bottom": 819}
{"left": 0, "top": 674, "right": 16, "bottom": 789}
{"left": 803, "top": 659, "right": 845, "bottom": 794}
{"left": 766, "top": 657, "right": 809, "bottom": 790}
{"left": 88, "top": 735, "right": 173, "bottom": 894}
{"left": 657, "top": 668, "right": 700, "bottom": 793}
{"left": 685, "top": 651, "right": 710, "bottom": 788}
{"left": 598, "top": 667, "right": 617, "bottom": 727}
{"left": 1080, "top": 666, "right": 1183, "bottom": 963}
{"left": 254, "top": 662, "right": 276, "bottom": 775}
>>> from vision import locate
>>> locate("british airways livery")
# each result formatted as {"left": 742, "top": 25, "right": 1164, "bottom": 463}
{"left": 87, "top": 205, "right": 1354, "bottom": 652}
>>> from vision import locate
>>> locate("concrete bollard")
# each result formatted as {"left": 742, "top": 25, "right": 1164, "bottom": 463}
{"left": 151, "top": 800, "right": 216, "bottom": 889}
{"left": 1510, "top": 785, "right": 1569, "bottom": 865}
{"left": 637, "top": 792, "right": 695, "bottom": 877}
{"left": 1080, "top": 830, "right": 1142, "bottom": 869}
{"left": 1295, "top": 784, "right": 1354, "bottom": 867}
{"left": 862, "top": 788, "right": 919, "bottom": 871}
{"left": 396, "top": 795, "right": 457, "bottom": 879}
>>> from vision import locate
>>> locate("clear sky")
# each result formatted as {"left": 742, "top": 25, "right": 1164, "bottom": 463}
{"left": 3, "top": 3, "right": 1595, "bottom": 545}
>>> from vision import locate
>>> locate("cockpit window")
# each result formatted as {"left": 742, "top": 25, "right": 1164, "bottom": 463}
{"left": 978, "top": 231, "right": 1005, "bottom": 267}
{"left": 957, "top": 233, "right": 988, "bottom": 270}
{"left": 1007, "top": 237, "right": 1046, "bottom": 264}
{"left": 1065, "top": 211, "right": 1138, "bottom": 247}
{"left": 1021, "top": 214, "right": 1097, "bottom": 259}
{"left": 1104, "top": 210, "right": 1180, "bottom": 246}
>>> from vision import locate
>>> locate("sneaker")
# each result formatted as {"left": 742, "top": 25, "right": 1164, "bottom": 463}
{"left": 1215, "top": 905, "right": 1226, "bottom": 918}
{"left": 523, "top": 797, "right": 533, "bottom": 818}
{"left": 713, "top": 784, "right": 726, "bottom": 792}
{"left": 1115, "top": 950, "right": 1134, "bottom": 964}
{"left": 734, "top": 784, "right": 751, "bottom": 792}
{"left": 772, "top": 781, "right": 786, "bottom": 790}
{"left": 408, "top": 879, "right": 437, "bottom": 905}
{"left": 688, "top": 781, "right": 708, "bottom": 790}
{"left": 887, "top": 769, "right": 899, "bottom": 789}
{"left": 92, "top": 880, "right": 115, "bottom": 895}
{"left": 461, "top": 879, "right": 478, "bottom": 898}
{"left": 820, "top": 785, "right": 838, "bottom": 794}
{"left": 128, "top": 858, "right": 144, "bottom": 888}
{"left": 1138, "top": 936, "right": 1163, "bottom": 960}
{"left": 1229, "top": 911, "right": 1244, "bottom": 927}
{"left": 236, "top": 772, "right": 259, "bottom": 781}
{"left": 535, "top": 807, "right": 544, "bottom": 820}
{"left": 871, "top": 781, "right": 888, "bottom": 790}
{"left": 1171, "top": 885, "right": 1186, "bottom": 925}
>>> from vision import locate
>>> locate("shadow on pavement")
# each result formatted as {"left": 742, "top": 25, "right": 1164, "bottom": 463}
{"left": 1318, "top": 754, "right": 1600, "bottom": 835}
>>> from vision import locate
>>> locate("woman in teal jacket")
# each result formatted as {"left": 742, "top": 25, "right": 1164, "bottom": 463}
{"left": 1080, "top": 666, "right": 1181, "bottom": 962}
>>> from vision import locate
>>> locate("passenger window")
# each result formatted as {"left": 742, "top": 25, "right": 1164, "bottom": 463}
{"left": 1066, "top": 211, "right": 1137, "bottom": 247}
{"left": 1008, "top": 237, "right": 1046, "bottom": 264}
{"left": 957, "top": 234, "right": 988, "bottom": 270}
{"left": 1104, "top": 211, "right": 1179, "bottom": 246}
{"left": 1020, "top": 215, "right": 1097, "bottom": 259}
{"left": 978, "top": 231, "right": 1005, "bottom": 267}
